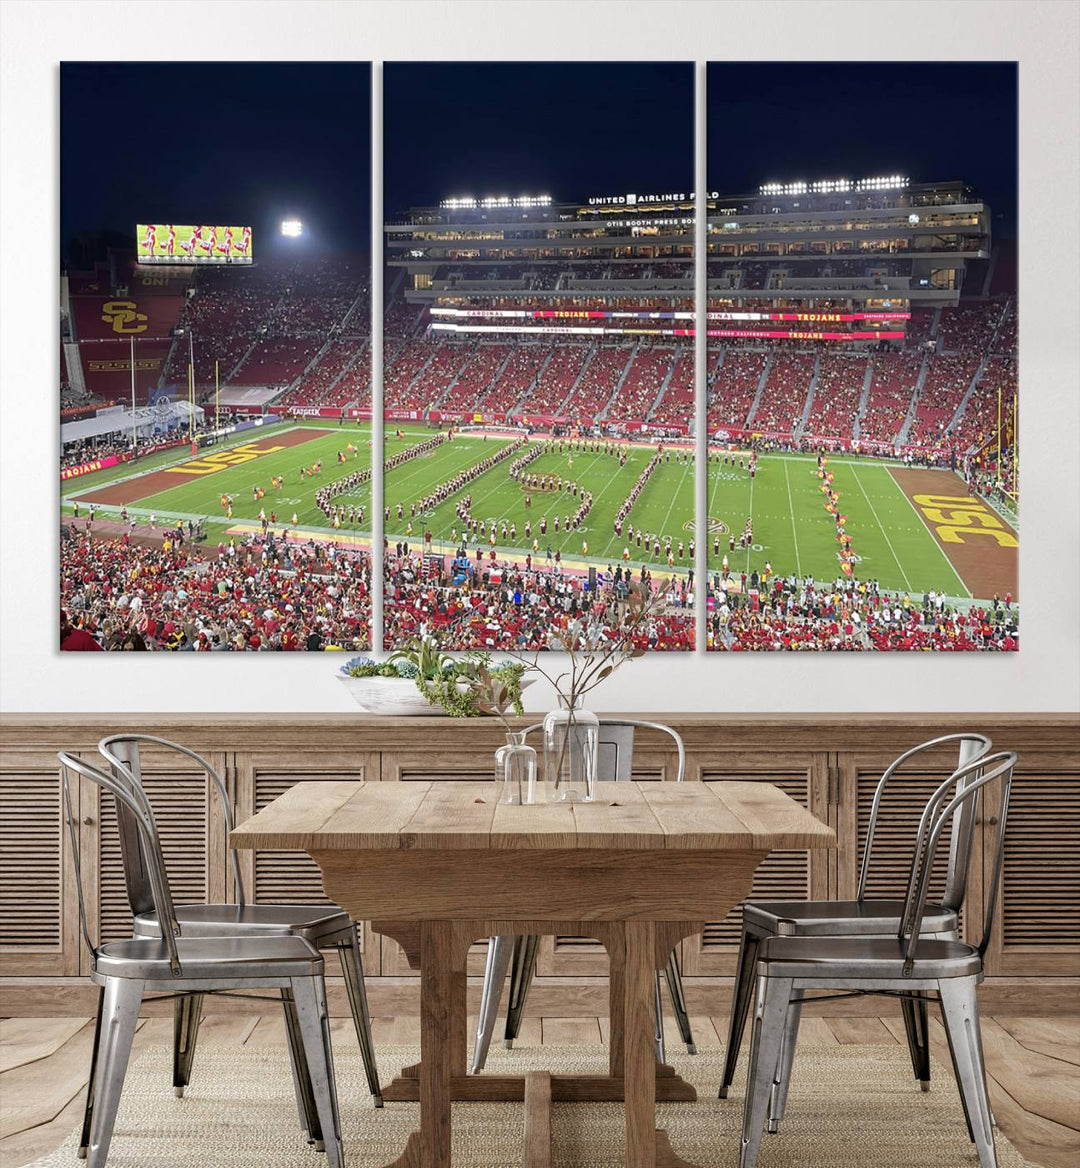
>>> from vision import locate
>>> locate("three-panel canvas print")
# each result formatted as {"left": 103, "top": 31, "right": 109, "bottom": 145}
{"left": 59, "top": 61, "right": 1018, "bottom": 653}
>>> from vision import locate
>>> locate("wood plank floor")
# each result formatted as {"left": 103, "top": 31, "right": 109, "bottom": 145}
{"left": 1, "top": 1013, "right": 1077, "bottom": 1168}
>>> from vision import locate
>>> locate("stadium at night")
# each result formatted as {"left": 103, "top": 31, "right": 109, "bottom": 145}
{"left": 58, "top": 61, "right": 1018, "bottom": 653}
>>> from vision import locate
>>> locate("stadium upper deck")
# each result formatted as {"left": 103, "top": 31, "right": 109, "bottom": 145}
{"left": 708, "top": 176, "right": 990, "bottom": 308}
{"left": 385, "top": 191, "right": 694, "bottom": 307}
{"left": 385, "top": 177, "right": 989, "bottom": 315}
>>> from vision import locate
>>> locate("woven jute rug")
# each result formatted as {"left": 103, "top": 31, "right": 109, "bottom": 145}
{"left": 29, "top": 1042, "right": 1029, "bottom": 1167}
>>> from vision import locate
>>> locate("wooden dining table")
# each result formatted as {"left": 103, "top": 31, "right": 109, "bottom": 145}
{"left": 230, "top": 778, "right": 835, "bottom": 1168}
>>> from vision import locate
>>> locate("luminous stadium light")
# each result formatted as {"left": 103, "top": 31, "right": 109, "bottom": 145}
{"left": 855, "top": 175, "right": 909, "bottom": 191}
{"left": 760, "top": 181, "right": 809, "bottom": 196}
{"left": 440, "top": 194, "right": 552, "bottom": 210}
{"left": 759, "top": 175, "right": 909, "bottom": 196}
{"left": 281, "top": 219, "right": 303, "bottom": 237}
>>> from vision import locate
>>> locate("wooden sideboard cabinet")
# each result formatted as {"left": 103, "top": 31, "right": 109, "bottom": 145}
{"left": 1, "top": 713, "right": 1077, "bottom": 1015}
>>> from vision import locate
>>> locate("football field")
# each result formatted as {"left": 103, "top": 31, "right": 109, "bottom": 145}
{"left": 62, "top": 421, "right": 1016, "bottom": 600}
{"left": 708, "top": 452, "right": 965, "bottom": 596}
{"left": 381, "top": 428, "right": 696, "bottom": 569}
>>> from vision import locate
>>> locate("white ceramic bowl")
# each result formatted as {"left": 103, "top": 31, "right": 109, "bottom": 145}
{"left": 337, "top": 675, "right": 442, "bottom": 715}
{"left": 337, "top": 674, "right": 534, "bottom": 716}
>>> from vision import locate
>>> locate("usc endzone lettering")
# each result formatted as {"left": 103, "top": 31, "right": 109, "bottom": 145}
{"left": 165, "top": 442, "right": 288, "bottom": 476}
{"left": 911, "top": 494, "right": 1018, "bottom": 548}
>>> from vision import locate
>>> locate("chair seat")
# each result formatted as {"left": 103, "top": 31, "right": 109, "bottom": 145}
{"left": 133, "top": 903, "right": 351, "bottom": 941}
{"left": 758, "top": 935, "right": 982, "bottom": 980}
{"left": 94, "top": 935, "right": 324, "bottom": 980}
{"left": 745, "top": 898, "right": 957, "bottom": 937}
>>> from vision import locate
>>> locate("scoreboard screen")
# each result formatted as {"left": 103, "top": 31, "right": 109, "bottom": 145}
{"left": 136, "top": 224, "right": 252, "bottom": 265}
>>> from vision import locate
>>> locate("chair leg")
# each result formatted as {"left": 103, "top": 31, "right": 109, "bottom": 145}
{"left": 739, "top": 975, "right": 794, "bottom": 1168}
{"left": 291, "top": 976, "right": 345, "bottom": 1168}
{"left": 654, "top": 972, "right": 666, "bottom": 1064}
{"left": 171, "top": 993, "right": 203, "bottom": 1097}
{"left": 937, "top": 992, "right": 977, "bottom": 1144}
{"left": 282, "top": 987, "right": 321, "bottom": 1146}
{"left": 972, "top": 1005, "right": 997, "bottom": 1128}
{"left": 767, "top": 991, "right": 803, "bottom": 1133}
{"left": 77, "top": 985, "right": 106, "bottom": 1159}
{"left": 85, "top": 977, "right": 143, "bottom": 1168}
{"left": 503, "top": 934, "right": 540, "bottom": 1049}
{"left": 720, "top": 928, "right": 761, "bottom": 1098}
{"left": 337, "top": 925, "right": 383, "bottom": 1105}
{"left": 938, "top": 978, "right": 997, "bottom": 1168}
{"left": 472, "top": 935, "right": 514, "bottom": 1073}
{"left": 664, "top": 949, "right": 696, "bottom": 1054}
{"left": 900, "top": 990, "right": 932, "bottom": 1091}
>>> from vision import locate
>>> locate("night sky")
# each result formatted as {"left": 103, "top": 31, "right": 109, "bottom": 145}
{"left": 383, "top": 63, "right": 694, "bottom": 213}
{"left": 60, "top": 59, "right": 1017, "bottom": 264}
{"left": 60, "top": 62, "right": 371, "bottom": 261}
{"left": 708, "top": 62, "right": 1017, "bottom": 237}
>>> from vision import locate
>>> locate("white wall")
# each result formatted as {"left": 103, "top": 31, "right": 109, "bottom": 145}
{"left": 1, "top": 0, "right": 1077, "bottom": 714}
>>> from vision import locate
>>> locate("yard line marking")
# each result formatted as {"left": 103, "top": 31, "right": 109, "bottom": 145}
{"left": 639, "top": 457, "right": 692, "bottom": 560}
{"left": 381, "top": 438, "right": 516, "bottom": 516}
{"left": 849, "top": 463, "right": 913, "bottom": 593}
{"left": 783, "top": 458, "right": 803, "bottom": 578}
{"left": 744, "top": 468, "right": 756, "bottom": 576}
{"left": 592, "top": 449, "right": 687, "bottom": 558}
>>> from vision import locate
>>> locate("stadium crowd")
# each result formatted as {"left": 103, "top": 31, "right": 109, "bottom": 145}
{"left": 384, "top": 550, "right": 694, "bottom": 651}
{"left": 61, "top": 438, "right": 133, "bottom": 470}
{"left": 707, "top": 572, "right": 1017, "bottom": 652}
{"left": 60, "top": 528, "right": 371, "bottom": 651}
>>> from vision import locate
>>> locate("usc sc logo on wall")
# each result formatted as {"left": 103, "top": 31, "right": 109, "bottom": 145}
{"left": 100, "top": 300, "right": 149, "bottom": 334}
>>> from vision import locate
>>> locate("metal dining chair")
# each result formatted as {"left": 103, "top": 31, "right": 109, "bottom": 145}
{"left": 719, "top": 732, "right": 992, "bottom": 1101}
{"left": 472, "top": 719, "right": 694, "bottom": 1073}
{"left": 58, "top": 752, "right": 345, "bottom": 1168}
{"left": 738, "top": 750, "right": 1016, "bottom": 1168}
{"left": 82, "top": 733, "right": 379, "bottom": 1148}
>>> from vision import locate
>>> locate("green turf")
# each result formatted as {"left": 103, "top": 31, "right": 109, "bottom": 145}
{"left": 65, "top": 422, "right": 377, "bottom": 535}
{"left": 59, "top": 422, "right": 973, "bottom": 596}
{"left": 705, "top": 451, "right": 970, "bottom": 597}
{"left": 380, "top": 434, "right": 696, "bottom": 570}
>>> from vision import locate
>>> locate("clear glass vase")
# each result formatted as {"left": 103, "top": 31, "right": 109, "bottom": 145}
{"left": 495, "top": 730, "right": 538, "bottom": 805}
{"left": 543, "top": 696, "right": 599, "bottom": 803}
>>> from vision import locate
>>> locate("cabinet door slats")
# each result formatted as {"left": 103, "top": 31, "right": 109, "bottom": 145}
{"left": 0, "top": 775, "right": 63, "bottom": 948}
{"left": 1000, "top": 775, "right": 1080, "bottom": 948}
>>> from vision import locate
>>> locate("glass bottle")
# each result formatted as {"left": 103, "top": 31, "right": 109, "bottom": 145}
{"left": 543, "top": 696, "right": 599, "bottom": 803}
{"left": 495, "top": 730, "right": 538, "bottom": 805}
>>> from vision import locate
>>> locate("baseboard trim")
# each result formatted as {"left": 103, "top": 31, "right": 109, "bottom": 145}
{"left": 2, "top": 976, "right": 1077, "bottom": 1017}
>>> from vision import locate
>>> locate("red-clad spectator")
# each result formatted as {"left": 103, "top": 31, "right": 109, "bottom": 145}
{"left": 60, "top": 610, "right": 103, "bottom": 651}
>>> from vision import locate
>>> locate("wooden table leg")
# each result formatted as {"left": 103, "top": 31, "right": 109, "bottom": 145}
{"left": 377, "top": 917, "right": 703, "bottom": 1166}
{"left": 624, "top": 920, "right": 657, "bottom": 1167}
{"left": 624, "top": 920, "right": 705, "bottom": 1168}
{"left": 380, "top": 919, "right": 467, "bottom": 1168}
{"left": 523, "top": 1070, "right": 552, "bottom": 1168}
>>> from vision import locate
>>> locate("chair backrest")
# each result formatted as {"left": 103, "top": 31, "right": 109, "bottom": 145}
{"left": 98, "top": 735, "right": 245, "bottom": 911}
{"left": 57, "top": 751, "right": 183, "bottom": 975}
{"left": 898, "top": 750, "right": 1017, "bottom": 970}
{"left": 858, "top": 733, "right": 992, "bottom": 909}
{"left": 522, "top": 718, "right": 685, "bottom": 783}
